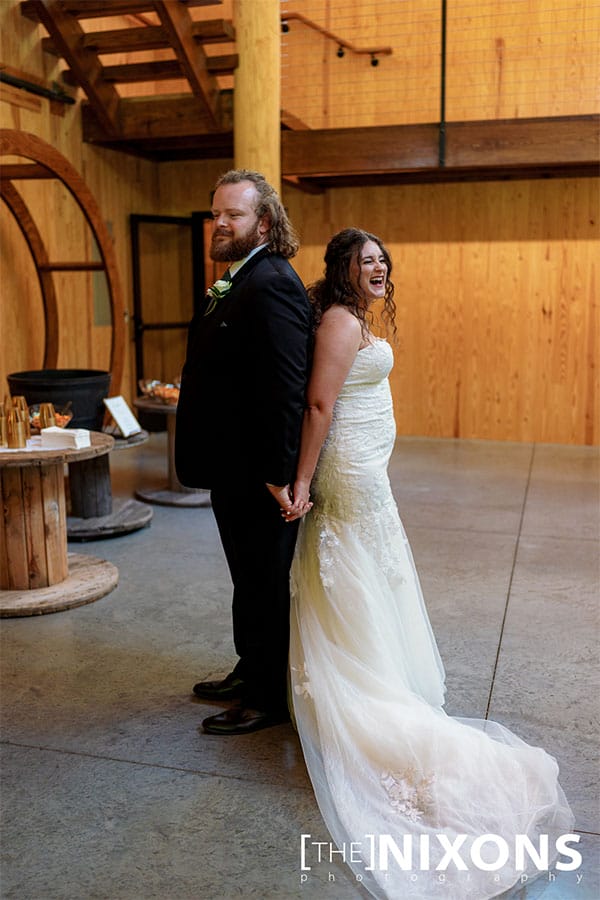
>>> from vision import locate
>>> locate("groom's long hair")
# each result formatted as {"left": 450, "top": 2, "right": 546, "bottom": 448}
{"left": 214, "top": 169, "right": 299, "bottom": 259}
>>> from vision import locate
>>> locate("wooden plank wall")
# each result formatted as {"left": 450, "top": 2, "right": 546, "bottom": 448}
{"left": 446, "top": 0, "right": 599, "bottom": 120}
{"left": 284, "top": 179, "right": 599, "bottom": 445}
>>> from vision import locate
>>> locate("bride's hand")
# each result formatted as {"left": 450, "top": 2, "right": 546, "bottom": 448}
{"left": 283, "top": 480, "right": 313, "bottom": 522}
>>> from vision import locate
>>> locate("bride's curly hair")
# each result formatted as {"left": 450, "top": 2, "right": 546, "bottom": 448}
{"left": 308, "top": 228, "right": 396, "bottom": 337}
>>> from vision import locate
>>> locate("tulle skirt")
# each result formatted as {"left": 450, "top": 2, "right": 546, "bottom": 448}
{"left": 289, "top": 506, "right": 575, "bottom": 899}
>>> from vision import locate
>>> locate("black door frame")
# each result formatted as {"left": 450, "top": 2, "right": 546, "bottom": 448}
{"left": 130, "top": 212, "right": 209, "bottom": 386}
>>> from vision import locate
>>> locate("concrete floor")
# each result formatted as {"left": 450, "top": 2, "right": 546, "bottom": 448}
{"left": 1, "top": 434, "right": 598, "bottom": 900}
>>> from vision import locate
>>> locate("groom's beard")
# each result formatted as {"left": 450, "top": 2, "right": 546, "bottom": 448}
{"left": 210, "top": 224, "right": 265, "bottom": 262}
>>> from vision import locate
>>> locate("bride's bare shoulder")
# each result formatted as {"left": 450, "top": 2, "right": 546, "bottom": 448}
{"left": 320, "top": 305, "right": 362, "bottom": 337}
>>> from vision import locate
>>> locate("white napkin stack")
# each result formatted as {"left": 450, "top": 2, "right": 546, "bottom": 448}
{"left": 40, "top": 426, "right": 91, "bottom": 449}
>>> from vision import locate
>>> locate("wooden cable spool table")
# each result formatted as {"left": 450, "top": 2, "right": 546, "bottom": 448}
{"left": 0, "top": 432, "right": 118, "bottom": 616}
{"left": 133, "top": 397, "right": 211, "bottom": 508}
{"left": 66, "top": 429, "right": 153, "bottom": 541}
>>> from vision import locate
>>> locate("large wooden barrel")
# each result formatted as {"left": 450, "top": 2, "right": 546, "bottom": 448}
{"left": 7, "top": 369, "right": 111, "bottom": 431}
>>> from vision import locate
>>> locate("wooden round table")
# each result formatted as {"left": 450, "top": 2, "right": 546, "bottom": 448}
{"left": 133, "top": 397, "right": 211, "bottom": 508}
{"left": 0, "top": 432, "right": 118, "bottom": 616}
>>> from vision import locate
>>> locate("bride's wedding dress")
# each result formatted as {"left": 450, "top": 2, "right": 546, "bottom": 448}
{"left": 289, "top": 339, "right": 574, "bottom": 899}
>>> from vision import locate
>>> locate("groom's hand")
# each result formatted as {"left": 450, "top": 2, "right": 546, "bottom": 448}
{"left": 266, "top": 482, "right": 293, "bottom": 513}
{"left": 266, "top": 482, "right": 312, "bottom": 522}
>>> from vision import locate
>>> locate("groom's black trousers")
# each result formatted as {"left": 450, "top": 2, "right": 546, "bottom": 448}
{"left": 210, "top": 482, "right": 300, "bottom": 714}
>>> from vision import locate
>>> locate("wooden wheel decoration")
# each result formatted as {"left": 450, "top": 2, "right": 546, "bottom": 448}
{"left": 0, "top": 129, "right": 125, "bottom": 393}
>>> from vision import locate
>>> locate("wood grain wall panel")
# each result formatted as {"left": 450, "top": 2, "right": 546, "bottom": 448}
{"left": 156, "top": 158, "right": 230, "bottom": 214}
{"left": 286, "top": 177, "right": 598, "bottom": 446}
{"left": 446, "top": 0, "right": 600, "bottom": 121}
{"left": 142, "top": 330, "right": 186, "bottom": 384}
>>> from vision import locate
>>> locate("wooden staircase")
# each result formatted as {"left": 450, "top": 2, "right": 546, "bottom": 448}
{"left": 20, "top": 0, "right": 237, "bottom": 159}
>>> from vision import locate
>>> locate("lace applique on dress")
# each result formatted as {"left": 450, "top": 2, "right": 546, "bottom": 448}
{"left": 317, "top": 524, "right": 341, "bottom": 588}
{"left": 381, "top": 768, "right": 435, "bottom": 823}
{"left": 292, "top": 662, "right": 312, "bottom": 699}
{"left": 312, "top": 501, "right": 407, "bottom": 587}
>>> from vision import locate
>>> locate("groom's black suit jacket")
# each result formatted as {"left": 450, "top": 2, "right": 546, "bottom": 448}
{"left": 175, "top": 247, "right": 311, "bottom": 490}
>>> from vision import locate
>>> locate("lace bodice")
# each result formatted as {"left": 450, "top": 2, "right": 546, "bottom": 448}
{"left": 330, "top": 337, "right": 394, "bottom": 418}
{"left": 311, "top": 339, "right": 396, "bottom": 525}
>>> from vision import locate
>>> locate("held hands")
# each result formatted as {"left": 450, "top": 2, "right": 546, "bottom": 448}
{"left": 265, "top": 481, "right": 313, "bottom": 522}
{"left": 287, "top": 477, "right": 313, "bottom": 521}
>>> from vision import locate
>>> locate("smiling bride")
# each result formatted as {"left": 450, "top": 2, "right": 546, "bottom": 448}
{"left": 284, "top": 228, "right": 575, "bottom": 900}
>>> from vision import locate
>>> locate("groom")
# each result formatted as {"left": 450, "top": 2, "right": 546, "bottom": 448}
{"left": 175, "top": 169, "right": 311, "bottom": 735}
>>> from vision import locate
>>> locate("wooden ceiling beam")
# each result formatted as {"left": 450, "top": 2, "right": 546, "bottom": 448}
{"left": 82, "top": 93, "right": 231, "bottom": 141}
{"left": 290, "top": 165, "right": 598, "bottom": 189}
{"left": 282, "top": 124, "right": 439, "bottom": 176}
{"left": 446, "top": 116, "right": 600, "bottom": 168}
{"left": 281, "top": 117, "right": 600, "bottom": 179}
{"left": 25, "top": 0, "right": 121, "bottom": 137}
{"left": 153, "top": 0, "right": 219, "bottom": 127}
{"left": 41, "top": 20, "right": 235, "bottom": 56}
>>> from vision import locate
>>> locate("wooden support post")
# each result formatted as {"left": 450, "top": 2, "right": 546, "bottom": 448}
{"left": 233, "top": 0, "right": 281, "bottom": 190}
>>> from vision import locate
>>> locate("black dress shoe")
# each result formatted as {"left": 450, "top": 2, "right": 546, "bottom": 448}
{"left": 192, "top": 672, "right": 245, "bottom": 701}
{"left": 202, "top": 703, "right": 290, "bottom": 735}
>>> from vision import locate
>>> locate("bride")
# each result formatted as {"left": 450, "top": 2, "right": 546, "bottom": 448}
{"left": 284, "top": 229, "right": 575, "bottom": 899}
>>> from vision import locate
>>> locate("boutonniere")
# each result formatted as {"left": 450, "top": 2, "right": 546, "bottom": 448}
{"left": 204, "top": 274, "right": 232, "bottom": 316}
